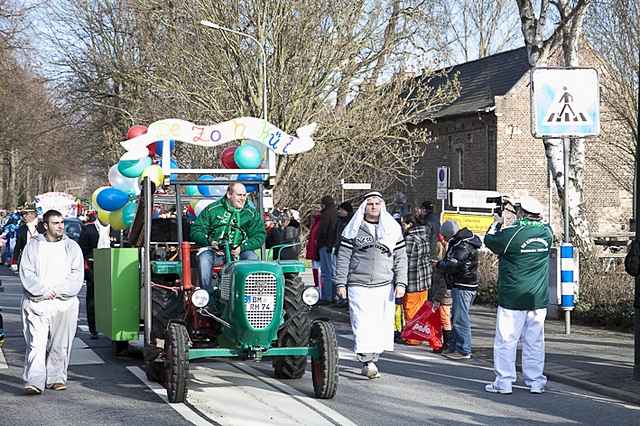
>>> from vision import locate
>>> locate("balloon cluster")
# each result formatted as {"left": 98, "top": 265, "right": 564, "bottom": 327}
{"left": 91, "top": 125, "right": 166, "bottom": 230}
{"left": 219, "top": 141, "right": 267, "bottom": 194}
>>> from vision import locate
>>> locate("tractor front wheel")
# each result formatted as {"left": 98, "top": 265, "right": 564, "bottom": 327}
{"left": 310, "top": 320, "right": 338, "bottom": 399}
{"left": 273, "top": 275, "right": 310, "bottom": 379}
{"left": 165, "top": 323, "right": 190, "bottom": 403}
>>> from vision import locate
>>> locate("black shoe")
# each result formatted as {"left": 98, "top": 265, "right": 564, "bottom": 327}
{"left": 90, "top": 333, "right": 98, "bottom": 340}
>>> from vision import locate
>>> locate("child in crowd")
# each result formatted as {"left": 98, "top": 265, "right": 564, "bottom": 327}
{"left": 431, "top": 233, "right": 453, "bottom": 352}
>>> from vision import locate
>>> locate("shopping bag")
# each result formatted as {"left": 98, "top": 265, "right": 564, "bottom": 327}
{"left": 400, "top": 301, "right": 443, "bottom": 350}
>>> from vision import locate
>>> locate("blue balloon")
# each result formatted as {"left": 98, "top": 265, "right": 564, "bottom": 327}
{"left": 156, "top": 139, "right": 176, "bottom": 156}
{"left": 245, "top": 184, "right": 258, "bottom": 193}
{"left": 122, "top": 201, "right": 138, "bottom": 227}
{"left": 238, "top": 173, "right": 265, "bottom": 182}
{"left": 96, "top": 187, "right": 129, "bottom": 211}
{"left": 118, "top": 156, "right": 151, "bottom": 178}
{"left": 234, "top": 144, "right": 262, "bottom": 169}
{"left": 197, "top": 175, "right": 216, "bottom": 196}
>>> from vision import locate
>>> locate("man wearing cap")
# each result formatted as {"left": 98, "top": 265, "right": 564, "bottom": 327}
{"left": 484, "top": 195, "right": 553, "bottom": 395}
{"left": 335, "top": 191, "right": 407, "bottom": 379}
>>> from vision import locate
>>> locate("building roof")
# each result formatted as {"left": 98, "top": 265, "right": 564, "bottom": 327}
{"left": 419, "top": 46, "right": 530, "bottom": 120}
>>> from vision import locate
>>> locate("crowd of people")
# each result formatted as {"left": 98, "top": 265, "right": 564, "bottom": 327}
{"left": 5, "top": 182, "right": 554, "bottom": 397}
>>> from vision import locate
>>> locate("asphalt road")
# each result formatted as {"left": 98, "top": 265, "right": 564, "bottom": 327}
{"left": 1, "top": 268, "right": 639, "bottom": 425}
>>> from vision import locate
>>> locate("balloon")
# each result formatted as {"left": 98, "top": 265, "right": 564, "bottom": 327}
{"left": 194, "top": 199, "right": 216, "bottom": 216}
{"left": 245, "top": 184, "right": 258, "bottom": 193}
{"left": 108, "top": 165, "right": 140, "bottom": 195}
{"left": 197, "top": 175, "right": 217, "bottom": 196}
{"left": 156, "top": 139, "right": 176, "bottom": 156}
{"left": 234, "top": 144, "right": 262, "bottom": 169}
{"left": 91, "top": 186, "right": 110, "bottom": 209}
{"left": 140, "top": 165, "right": 164, "bottom": 188}
{"left": 97, "top": 208, "right": 111, "bottom": 226}
{"left": 148, "top": 142, "right": 157, "bottom": 157}
{"left": 127, "top": 125, "right": 147, "bottom": 140}
{"left": 185, "top": 185, "right": 200, "bottom": 196}
{"left": 97, "top": 187, "right": 129, "bottom": 212}
{"left": 209, "top": 185, "right": 226, "bottom": 197}
{"left": 118, "top": 156, "right": 152, "bottom": 178}
{"left": 237, "top": 173, "right": 265, "bottom": 182}
{"left": 122, "top": 201, "right": 138, "bottom": 228}
{"left": 220, "top": 146, "right": 238, "bottom": 169}
{"left": 109, "top": 208, "right": 125, "bottom": 231}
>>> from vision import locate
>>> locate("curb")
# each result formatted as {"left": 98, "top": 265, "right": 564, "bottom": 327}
{"left": 316, "top": 305, "right": 640, "bottom": 407}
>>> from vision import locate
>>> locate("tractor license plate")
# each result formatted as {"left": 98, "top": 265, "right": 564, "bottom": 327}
{"left": 245, "top": 295, "right": 275, "bottom": 312}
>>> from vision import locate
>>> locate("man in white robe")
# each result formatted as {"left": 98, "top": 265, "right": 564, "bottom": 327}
{"left": 20, "top": 209, "right": 84, "bottom": 395}
{"left": 335, "top": 192, "right": 407, "bottom": 379}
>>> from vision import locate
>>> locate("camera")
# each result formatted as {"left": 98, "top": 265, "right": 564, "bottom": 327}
{"left": 486, "top": 195, "right": 512, "bottom": 216}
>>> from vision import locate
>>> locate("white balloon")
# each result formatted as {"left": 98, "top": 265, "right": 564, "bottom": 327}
{"left": 108, "top": 164, "right": 141, "bottom": 195}
{"left": 195, "top": 199, "right": 217, "bottom": 216}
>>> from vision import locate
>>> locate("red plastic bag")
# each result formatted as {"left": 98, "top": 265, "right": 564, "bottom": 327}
{"left": 400, "top": 301, "right": 443, "bottom": 350}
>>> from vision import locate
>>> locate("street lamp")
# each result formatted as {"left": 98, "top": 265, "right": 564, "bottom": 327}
{"left": 199, "top": 20, "right": 275, "bottom": 178}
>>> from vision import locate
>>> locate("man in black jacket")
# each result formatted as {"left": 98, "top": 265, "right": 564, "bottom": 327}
{"left": 13, "top": 209, "right": 40, "bottom": 269}
{"left": 316, "top": 195, "right": 337, "bottom": 303}
{"left": 79, "top": 213, "right": 100, "bottom": 338}
{"left": 434, "top": 220, "right": 482, "bottom": 361}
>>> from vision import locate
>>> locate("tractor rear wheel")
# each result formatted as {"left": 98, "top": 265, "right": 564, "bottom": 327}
{"left": 165, "top": 323, "right": 189, "bottom": 403}
{"left": 273, "top": 275, "right": 310, "bottom": 379}
{"left": 310, "top": 320, "right": 338, "bottom": 399}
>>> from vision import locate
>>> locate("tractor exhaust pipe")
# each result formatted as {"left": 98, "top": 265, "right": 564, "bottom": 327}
{"left": 181, "top": 241, "right": 192, "bottom": 290}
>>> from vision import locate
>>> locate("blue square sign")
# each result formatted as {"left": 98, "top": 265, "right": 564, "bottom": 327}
{"left": 530, "top": 67, "right": 600, "bottom": 138}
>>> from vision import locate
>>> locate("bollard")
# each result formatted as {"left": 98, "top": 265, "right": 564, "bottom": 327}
{"left": 181, "top": 241, "right": 192, "bottom": 290}
{"left": 560, "top": 243, "right": 575, "bottom": 334}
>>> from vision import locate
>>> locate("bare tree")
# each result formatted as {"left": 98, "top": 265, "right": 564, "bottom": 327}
{"left": 39, "top": 0, "right": 459, "bottom": 212}
{"left": 584, "top": 0, "right": 638, "bottom": 193}
{"left": 437, "top": 0, "right": 521, "bottom": 62}
{"left": 516, "top": 0, "right": 595, "bottom": 251}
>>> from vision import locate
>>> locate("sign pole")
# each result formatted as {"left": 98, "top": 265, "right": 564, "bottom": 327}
{"left": 634, "top": 54, "right": 640, "bottom": 380}
{"left": 561, "top": 137, "right": 574, "bottom": 335}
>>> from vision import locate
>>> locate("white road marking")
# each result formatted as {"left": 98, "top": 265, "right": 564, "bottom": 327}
{"left": 69, "top": 337, "right": 104, "bottom": 365}
{"left": 0, "top": 347, "right": 7, "bottom": 369}
{"left": 127, "top": 366, "right": 213, "bottom": 426}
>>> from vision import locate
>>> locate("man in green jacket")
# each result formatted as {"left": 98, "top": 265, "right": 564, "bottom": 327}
{"left": 483, "top": 195, "right": 553, "bottom": 395}
{"left": 190, "top": 183, "right": 265, "bottom": 291}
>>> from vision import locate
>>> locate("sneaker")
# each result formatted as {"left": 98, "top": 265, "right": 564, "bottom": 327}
{"left": 484, "top": 383, "right": 512, "bottom": 394}
{"left": 24, "top": 385, "right": 42, "bottom": 395}
{"left": 530, "top": 386, "right": 545, "bottom": 394}
{"left": 47, "top": 383, "right": 66, "bottom": 391}
{"left": 361, "top": 362, "right": 381, "bottom": 379}
{"left": 444, "top": 352, "right": 472, "bottom": 361}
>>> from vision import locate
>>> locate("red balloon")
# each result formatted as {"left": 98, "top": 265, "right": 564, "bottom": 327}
{"left": 148, "top": 142, "right": 157, "bottom": 157}
{"left": 127, "top": 125, "right": 147, "bottom": 140}
{"left": 220, "top": 147, "right": 238, "bottom": 169}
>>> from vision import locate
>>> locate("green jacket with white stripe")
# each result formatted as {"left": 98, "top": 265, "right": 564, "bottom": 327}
{"left": 484, "top": 218, "right": 554, "bottom": 310}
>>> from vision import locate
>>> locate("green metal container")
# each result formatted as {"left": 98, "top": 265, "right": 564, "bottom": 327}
{"left": 151, "top": 260, "right": 182, "bottom": 275}
{"left": 94, "top": 248, "right": 140, "bottom": 341}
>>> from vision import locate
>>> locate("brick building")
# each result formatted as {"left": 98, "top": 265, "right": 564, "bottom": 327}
{"left": 404, "top": 46, "right": 632, "bottom": 235}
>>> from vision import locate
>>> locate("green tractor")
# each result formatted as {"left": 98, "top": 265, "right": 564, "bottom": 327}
{"left": 95, "top": 135, "right": 338, "bottom": 403}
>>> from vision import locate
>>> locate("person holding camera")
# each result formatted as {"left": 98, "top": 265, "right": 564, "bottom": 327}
{"left": 484, "top": 195, "right": 553, "bottom": 395}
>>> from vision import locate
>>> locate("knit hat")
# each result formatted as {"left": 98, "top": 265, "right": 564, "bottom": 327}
{"left": 441, "top": 220, "right": 459, "bottom": 239}
{"left": 338, "top": 201, "right": 353, "bottom": 214}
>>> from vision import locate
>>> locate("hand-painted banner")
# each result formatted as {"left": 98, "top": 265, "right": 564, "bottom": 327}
{"left": 120, "top": 117, "right": 317, "bottom": 157}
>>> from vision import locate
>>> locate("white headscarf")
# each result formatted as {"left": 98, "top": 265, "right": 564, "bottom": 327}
{"left": 341, "top": 191, "right": 403, "bottom": 251}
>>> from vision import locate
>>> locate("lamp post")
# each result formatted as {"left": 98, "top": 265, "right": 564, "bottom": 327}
{"left": 199, "top": 20, "right": 275, "bottom": 178}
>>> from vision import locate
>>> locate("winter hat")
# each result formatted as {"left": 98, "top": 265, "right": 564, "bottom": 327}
{"left": 441, "top": 220, "right": 459, "bottom": 239}
{"left": 338, "top": 201, "right": 353, "bottom": 215}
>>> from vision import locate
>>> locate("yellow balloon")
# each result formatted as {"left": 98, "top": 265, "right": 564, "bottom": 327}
{"left": 139, "top": 165, "right": 164, "bottom": 188}
{"left": 91, "top": 186, "right": 110, "bottom": 210}
{"left": 109, "top": 208, "right": 125, "bottom": 231}
{"left": 97, "top": 208, "right": 111, "bottom": 226}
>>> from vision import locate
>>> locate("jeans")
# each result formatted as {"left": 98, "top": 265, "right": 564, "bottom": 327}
{"left": 451, "top": 288, "right": 476, "bottom": 355}
{"left": 318, "top": 247, "right": 335, "bottom": 301}
{"left": 198, "top": 248, "right": 258, "bottom": 291}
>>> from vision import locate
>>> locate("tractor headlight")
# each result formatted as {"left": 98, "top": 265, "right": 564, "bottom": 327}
{"left": 191, "top": 289, "right": 210, "bottom": 308}
{"left": 302, "top": 286, "right": 320, "bottom": 306}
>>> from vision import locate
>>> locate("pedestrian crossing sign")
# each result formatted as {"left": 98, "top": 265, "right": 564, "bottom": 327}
{"left": 531, "top": 67, "right": 600, "bottom": 138}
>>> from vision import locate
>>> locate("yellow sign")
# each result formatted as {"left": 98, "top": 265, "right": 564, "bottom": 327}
{"left": 441, "top": 211, "right": 494, "bottom": 236}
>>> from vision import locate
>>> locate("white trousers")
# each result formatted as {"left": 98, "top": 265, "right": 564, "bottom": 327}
{"left": 492, "top": 306, "right": 547, "bottom": 391}
{"left": 348, "top": 285, "right": 395, "bottom": 355}
{"left": 22, "top": 297, "right": 79, "bottom": 390}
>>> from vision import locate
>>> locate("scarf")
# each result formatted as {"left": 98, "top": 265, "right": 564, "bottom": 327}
{"left": 341, "top": 191, "right": 402, "bottom": 252}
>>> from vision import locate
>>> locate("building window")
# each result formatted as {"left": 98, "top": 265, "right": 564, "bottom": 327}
{"left": 456, "top": 147, "right": 464, "bottom": 186}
